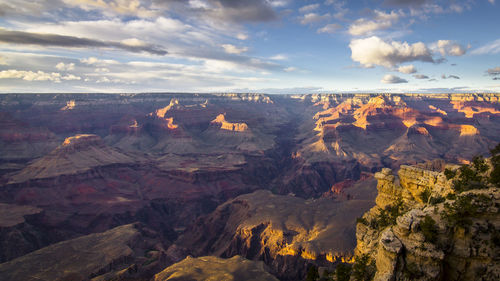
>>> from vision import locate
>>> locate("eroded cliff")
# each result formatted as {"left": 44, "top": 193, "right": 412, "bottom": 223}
{"left": 353, "top": 155, "right": 500, "bottom": 281}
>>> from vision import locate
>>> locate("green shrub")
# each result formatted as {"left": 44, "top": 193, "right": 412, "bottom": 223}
{"left": 306, "top": 265, "right": 319, "bottom": 281}
{"left": 419, "top": 188, "right": 432, "bottom": 203}
{"left": 445, "top": 193, "right": 456, "bottom": 200}
{"left": 420, "top": 215, "right": 439, "bottom": 243}
{"left": 375, "top": 197, "right": 404, "bottom": 229}
{"left": 444, "top": 168, "right": 456, "bottom": 180}
{"left": 442, "top": 194, "right": 479, "bottom": 229}
{"left": 356, "top": 217, "right": 368, "bottom": 225}
{"left": 490, "top": 143, "right": 500, "bottom": 187}
{"left": 429, "top": 196, "right": 445, "bottom": 205}
{"left": 351, "top": 254, "right": 375, "bottom": 281}
{"left": 335, "top": 263, "right": 352, "bottom": 281}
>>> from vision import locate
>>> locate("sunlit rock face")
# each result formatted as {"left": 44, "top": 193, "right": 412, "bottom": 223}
{"left": 171, "top": 181, "right": 377, "bottom": 280}
{"left": 211, "top": 113, "right": 249, "bottom": 132}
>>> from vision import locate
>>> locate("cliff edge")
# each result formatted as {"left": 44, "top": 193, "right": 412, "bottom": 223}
{"left": 352, "top": 148, "right": 500, "bottom": 281}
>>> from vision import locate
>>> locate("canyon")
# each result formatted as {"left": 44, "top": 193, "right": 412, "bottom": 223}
{"left": 0, "top": 93, "right": 499, "bottom": 280}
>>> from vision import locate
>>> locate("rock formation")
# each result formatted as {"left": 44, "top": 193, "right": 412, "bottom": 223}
{"left": 353, "top": 162, "right": 500, "bottom": 281}
{"left": 0, "top": 223, "right": 167, "bottom": 281}
{"left": 172, "top": 184, "right": 377, "bottom": 280}
{"left": 153, "top": 255, "right": 278, "bottom": 281}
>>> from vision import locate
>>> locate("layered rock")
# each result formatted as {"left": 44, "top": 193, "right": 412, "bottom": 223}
{"left": 354, "top": 164, "right": 500, "bottom": 281}
{"left": 8, "top": 134, "right": 135, "bottom": 183}
{"left": 172, "top": 186, "right": 377, "bottom": 280}
{"left": 153, "top": 255, "right": 278, "bottom": 281}
{"left": 0, "top": 223, "right": 167, "bottom": 281}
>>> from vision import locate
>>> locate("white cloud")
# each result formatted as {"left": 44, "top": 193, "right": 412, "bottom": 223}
{"left": 317, "top": 23, "right": 342, "bottom": 34}
{"left": 80, "top": 57, "right": 119, "bottom": 65}
{"left": 61, "top": 74, "right": 81, "bottom": 80}
{"left": 300, "top": 13, "right": 331, "bottom": 25}
{"left": 270, "top": 54, "right": 288, "bottom": 60}
{"left": 284, "top": 66, "right": 297, "bottom": 72}
{"left": 299, "top": 4, "right": 319, "bottom": 13}
{"left": 236, "top": 33, "right": 248, "bottom": 40}
{"left": 348, "top": 10, "right": 401, "bottom": 36}
{"left": 121, "top": 38, "right": 147, "bottom": 47}
{"left": 61, "top": 0, "right": 157, "bottom": 18}
{"left": 0, "top": 69, "right": 79, "bottom": 81}
{"left": 398, "top": 64, "right": 417, "bottom": 74}
{"left": 434, "top": 40, "right": 466, "bottom": 56}
{"left": 349, "top": 36, "right": 434, "bottom": 68}
{"left": 221, "top": 44, "right": 249, "bottom": 54}
{"left": 381, "top": 74, "right": 408, "bottom": 84}
{"left": 55, "top": 62, "right": 75, "bottom": 71}
{"left": 489, "top": 0, "right": 495, "bottom": 4}
{"left": 471, "top": 39, "right": 500, "bottom": 55}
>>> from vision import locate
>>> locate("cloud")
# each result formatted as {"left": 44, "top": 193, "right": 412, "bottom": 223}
{"left": 55, "top": 62, "right": 75, "bottom": 71}
{"left": 270, "top": 54, "right": 287, "bottom": 60}
{"left": 433, "top": 40, "right": 466, "bottom": 56}
{"left": 300, "top": 13, "right": 331, "bottom": 25}
{"left": 381, "top": 74, "right": 408, "bottom": 84}
{"left": 221, "top": 44, "right": 248, "bottom": 54}
{"left": 0, "top": 55, "right": 7, "bottom": 65}
{"left": 349, "top": 36, "right": 434, "bottom": 68}
{"left": 348, "top": 10, "right": 401, "bottom": 36}
{"left": 486, "top": 67, "right": 500, "bottom": 79}
{"left": 413, "top": 74, "right": 429, "bottom": 79}
{"left": 471, "top": 39, "right": 500, "bottom": 55}
{"left": 398, "top": 64, "right": 417, "bottom": 74}
{"left": 0, "top": 69, "right": 80, "bottom": 81}
{"left": 0, "top": 28, "right": 167, "bottom": 55}
{"left": 203, "top": 0, "right": 279, "bottom": 23}
{"left": 299, "top": 4, "right": 319, "bottom": 13}
{"left": 489, "top": 0, "right": 495, "bottom": 4}
{"left": 383, "top": 0, "right": 428, "bottom": 7}
{"left": 62, "top": 0, "right": 156, "bottom": 18}
{"left": 441, "top": 74, "right": 460, "bottom": 79}
{"left": 317, "top": 23, "right": 342, "bottom": 34}
{"left": 284, "top": 66, "right": 297, "bottom": 72}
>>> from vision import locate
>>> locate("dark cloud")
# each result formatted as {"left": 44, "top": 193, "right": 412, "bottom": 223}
{"left": 413, "top": 74, "right": 429, "bottom": 79}
{"left": 0, "top": 29, "right": 167, "bottom": 55}
{"left": 381, "top": 74, "right": 408, "bottom": 84}
{"left": 487, "top": 67, "right": 500, "bottom": 77}
{"left": 383, "top": 0, "right": 428, "bottom": 7}
{"left": 154, "top": 0, "right": 278, "bottom": 23}
{"left": 441, "top": 74, "right": 460, "bottom": 79}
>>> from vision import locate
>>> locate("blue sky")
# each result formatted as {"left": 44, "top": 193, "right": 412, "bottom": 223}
{"left": 0, "top": 0, "right": 499, "bottom": 93}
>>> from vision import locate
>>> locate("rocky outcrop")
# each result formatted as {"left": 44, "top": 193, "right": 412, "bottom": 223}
{"left": 354, "top": 164, "right": 500, "bottom": 281}
{"left": 0, "top": 223, "right": 168, "bottom": 281}
{"left": 172, "top": 187, "right": 377, "bottom": 280}
{"left": 8, "top": 134, "right": 136, "bottom": 183}
{"left": 153, "top": 255, "right": 278, "bottom": 281}
{"left": 211, "top": 113, "right": 249, "bottom": 132}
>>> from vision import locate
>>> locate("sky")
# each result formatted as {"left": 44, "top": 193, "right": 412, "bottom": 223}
{"left": 0, "top": 0, "right": 499, "bottom": 94}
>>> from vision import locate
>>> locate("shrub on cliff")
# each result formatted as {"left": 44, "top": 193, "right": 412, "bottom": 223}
{"left": 420, "top": 215, "right": 438, "bottom": 243}
{"left": 442, "top": 193, "right": 491, "bottom": 229}
{"left": 489, "top": 143, "right": 500, "bottom": 187}
{"left": 445, "top": 143, "right": 500, "bottom": 192}
{"left": 372, "top": 197, "right": 404, "bottom": 230}
{"left": 351, "top": 254, "right": 375, "bottom": 281}
{"left": 335, "top": 263, "right": 352, "bottom": 281}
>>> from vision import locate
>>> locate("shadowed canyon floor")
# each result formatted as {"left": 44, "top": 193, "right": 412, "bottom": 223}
{"left": 0, "top": 93, "right": 499, "bottom": 280}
